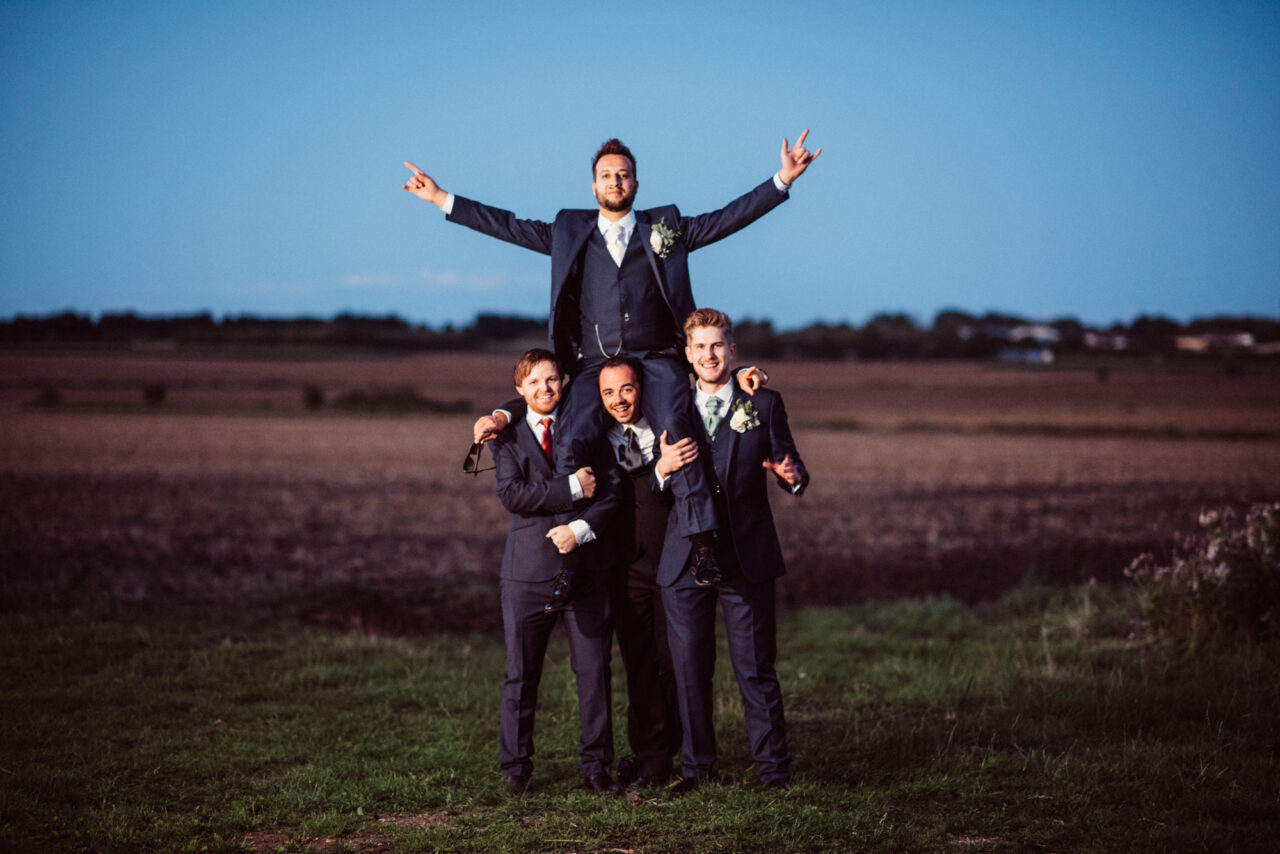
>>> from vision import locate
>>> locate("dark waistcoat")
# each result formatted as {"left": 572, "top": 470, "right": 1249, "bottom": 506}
{"left": 617, "top": 461, "right": 672, "bottom": 570}
{"left": 578, "top": 230, "right": 675, "bottom": 362}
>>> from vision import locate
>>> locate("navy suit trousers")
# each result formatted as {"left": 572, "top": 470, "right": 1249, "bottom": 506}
{"left": 499, "top": 572, "right": 613, "bottom": 777}
{"left": 662, "top": 571, "right": 791, "bottom": 784}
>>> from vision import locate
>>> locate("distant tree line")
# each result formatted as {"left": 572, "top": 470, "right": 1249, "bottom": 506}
{"left": 2, "top": 309, "right": 1278, "bottom": 361}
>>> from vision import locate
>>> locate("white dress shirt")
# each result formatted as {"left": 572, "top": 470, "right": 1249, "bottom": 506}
{"left": 609, "top": 415, "right": 657, "bottom": 471}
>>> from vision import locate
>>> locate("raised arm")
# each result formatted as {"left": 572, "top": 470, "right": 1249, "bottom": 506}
{"left": 402, "top": 162, "right": 449, "bottom": 208}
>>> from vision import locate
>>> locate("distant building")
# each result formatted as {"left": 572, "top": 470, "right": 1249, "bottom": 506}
{"left": 1008, "top": 324, "right": 1061, "bottom": 345}
{"left": 1084, "top": 332, "right": 1131, "bottom": 351}
{"left": 1175, "top": 332, "right": 1256, "bottom": 354}
{"left": 1000, "top": 346, "right": 1055, "bottom": 365}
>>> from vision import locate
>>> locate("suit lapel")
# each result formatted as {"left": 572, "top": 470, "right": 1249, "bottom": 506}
{"left": 716, "top": 388, "right": 742, "bottom": 480}
{"left": 635, "top": 210, "right": 676, "bottom": 315}
{"left": 553, "top": 213, "right": 597, "bottom": 298}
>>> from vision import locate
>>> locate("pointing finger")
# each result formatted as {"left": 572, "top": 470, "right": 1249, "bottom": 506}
{"left": 404, "top": 161, "right": 425, "bottom": 175}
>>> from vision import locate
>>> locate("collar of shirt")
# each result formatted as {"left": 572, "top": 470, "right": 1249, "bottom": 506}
{"left": 609, "top": 416, "right": 655, "bottom": 463}
{"left": 597, "top": 210, "right": 637, "bottom": 244}
{"left": 695, "top": 383, "right": 733, "bottom": 417}
{"left": 524, "top": 408, "right": 557, "bottom": 439}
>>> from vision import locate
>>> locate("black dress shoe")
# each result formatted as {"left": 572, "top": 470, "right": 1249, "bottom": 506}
{"left": 505, "top": 774, "right": 529, "bottom": 795}
{"left": 616, "top": 753, "right": 640, "bottom": 786}
{"left": 690, "top": 545, "right": 722, "bottom": 587}
{"left": 583, "top": 771, "right": 621, "bottom": 795}
{"left": 626, "top": 771, "right": 672, "bottom": 790}
{"left": 667, "top": 775, "right": 707, "bottom": 798}
{"left": 544, "top": 569, "right": 574, "bottom": 613}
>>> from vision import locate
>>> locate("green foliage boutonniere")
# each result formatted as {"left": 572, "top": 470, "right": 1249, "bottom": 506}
{"left": 649, "top": 218, "right": 681, "bottom": 259}
{"left": 729, "top": 398, "right": 761, "bottom": 433}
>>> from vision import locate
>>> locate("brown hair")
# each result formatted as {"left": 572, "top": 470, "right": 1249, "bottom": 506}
{"left": 592, "top": 138, "right": 636, "bottom": 177}
{"left": 683, "top": 307, "right": 734, "bottom": 343}
{"left": 513, "top": 348, "right": 562, "bottom": 386}
{"left": 599, "top": 355, "right": 643, "bottom": 385}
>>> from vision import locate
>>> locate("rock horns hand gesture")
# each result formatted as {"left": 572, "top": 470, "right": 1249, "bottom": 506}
{"left": 402, "top": 162, "right": 448, "bottom": 208}
{"left": 778, "top": 129, "right": 822, "bottom": 185}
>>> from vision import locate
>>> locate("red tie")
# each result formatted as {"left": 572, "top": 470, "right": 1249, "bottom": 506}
{"left": 540, "top": 417, "right": 553, "bottom": 462}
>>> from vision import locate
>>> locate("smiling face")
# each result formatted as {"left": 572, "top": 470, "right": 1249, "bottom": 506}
{"left": 599, "top": 362, "right": 642, "bottom": 425}
{"left": 516, "top": 359, "right": 563, "bottom": 416}
{"left": 685, "top": 324, "right": 736, "bottom": 389}
{"left": 592, "top": 153, "right": 638, "bottom": 215}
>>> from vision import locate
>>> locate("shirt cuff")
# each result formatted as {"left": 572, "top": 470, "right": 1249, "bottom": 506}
{"left": 569, "top": 473, "right": 584, "bottom": 501}
{"left": 773, "top": 172, "right": 790, "bottom": 193}
{"left": 568, "top": 519, "right": 594, "bottom": 545}
{"left": 442, "top": 192, "right": 456, "bottom": 215}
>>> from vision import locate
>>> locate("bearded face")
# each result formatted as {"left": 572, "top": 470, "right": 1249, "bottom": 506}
{"left": 592, "top": 154, "right": 638, "bottom": 214}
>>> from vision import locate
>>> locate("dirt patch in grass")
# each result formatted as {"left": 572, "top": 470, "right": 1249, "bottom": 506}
{"left": 242, "top": 812, "right": 452, "bottom": 853}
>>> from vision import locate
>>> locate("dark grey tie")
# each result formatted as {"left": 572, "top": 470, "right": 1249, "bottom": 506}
{"left": 620, "top": 427, "right": 644, "bottom": 471}
{"left": 704, "top": 397, "right": 724, "bottom": 440}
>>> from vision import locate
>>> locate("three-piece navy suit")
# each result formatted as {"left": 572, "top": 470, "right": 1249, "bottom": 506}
{"left": 447, "top": 178, "right": 789, "bottom": 540}
{"left": 491, "top": 414, "right": 619, "bottom": 779}
{"left": 657, "top": 384, "right": 809, "bottom": 785}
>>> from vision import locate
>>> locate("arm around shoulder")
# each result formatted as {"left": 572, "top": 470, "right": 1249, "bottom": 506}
{"left": 492, "top": 431, "right": 576, "bottom": 515}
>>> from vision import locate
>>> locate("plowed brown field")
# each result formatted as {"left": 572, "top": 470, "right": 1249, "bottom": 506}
{"left": 3, "top": 352, "right": 1278, "bottom": 634}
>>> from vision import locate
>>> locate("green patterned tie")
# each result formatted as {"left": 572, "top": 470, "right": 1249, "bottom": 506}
{"left": 704, "top": 396, "right": 724, "bottom": 440}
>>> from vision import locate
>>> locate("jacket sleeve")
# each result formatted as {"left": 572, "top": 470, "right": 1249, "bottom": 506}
{"left": 448, "top": 196, "right": 555, "bottom": 255}
{"left": 575, "top": 437, "right": 622, "bottom": 533}
{"left": 677, "top": 178, "right": 789, "bottom": 252}
{"left": 765, "top": 393, "right": 809, "bottom": 496}
{"left": 493, "top": 430, "right": 576, "bottom": 515}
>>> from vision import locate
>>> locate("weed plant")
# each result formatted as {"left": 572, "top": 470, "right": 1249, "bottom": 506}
{"left": 1127, "top": 502, "right": 1279, "bottom": 648}
{"left": 2, "top": 585, "right": 1278, "bottom": 852}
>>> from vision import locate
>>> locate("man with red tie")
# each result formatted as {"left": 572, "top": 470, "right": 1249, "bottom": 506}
{"left": 489, "top": 348, "right": 622, "bottom": 797}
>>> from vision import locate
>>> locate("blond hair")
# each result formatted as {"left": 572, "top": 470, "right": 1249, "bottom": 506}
{"left": 683, "top": 308, "right": 734, "bottom": 343}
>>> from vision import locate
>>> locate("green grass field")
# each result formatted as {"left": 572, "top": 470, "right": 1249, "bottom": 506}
{"left": 3, "top": 586, "right": 1277, "bottom": 853}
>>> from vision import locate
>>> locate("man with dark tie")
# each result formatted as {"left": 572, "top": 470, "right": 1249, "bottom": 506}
{"left": 655, "top": 308, "right": 809, "bottom": 795}
{"left": 489, "top": 348, "right": 621, "bottom": 797}
{"left": 404, "top": 133, "right": 820, "bottom": 590}
{"left": 595, "top": 355, "right": 698, "bottom": 789}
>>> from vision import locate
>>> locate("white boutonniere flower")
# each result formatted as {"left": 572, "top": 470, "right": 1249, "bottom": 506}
{"left": 649, "top": 218, "right": 681, "bottom": 259}
{"left": 729, "top": 399, "right": 761, "bottom": 433}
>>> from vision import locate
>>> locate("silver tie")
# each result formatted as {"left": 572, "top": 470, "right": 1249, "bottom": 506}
{"left": 607, "top": 223, "right": 626, "bottom": 266}
{"left": 704, "top": 397, "right": 724, "bottom": 439}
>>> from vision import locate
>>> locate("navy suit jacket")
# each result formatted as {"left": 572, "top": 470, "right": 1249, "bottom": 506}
{"left": 657, "top": 385, "right": 808, "bottom": 587}
{"left": 492, "top": 417, "right": 619, "bottom": 583}
{"left": 448, "top": 178, "right": 788, "bottom": 368}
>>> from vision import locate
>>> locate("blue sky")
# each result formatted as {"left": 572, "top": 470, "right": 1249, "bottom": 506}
{"left": 2, "top": 0, "right": 1277, "bottom": 329}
